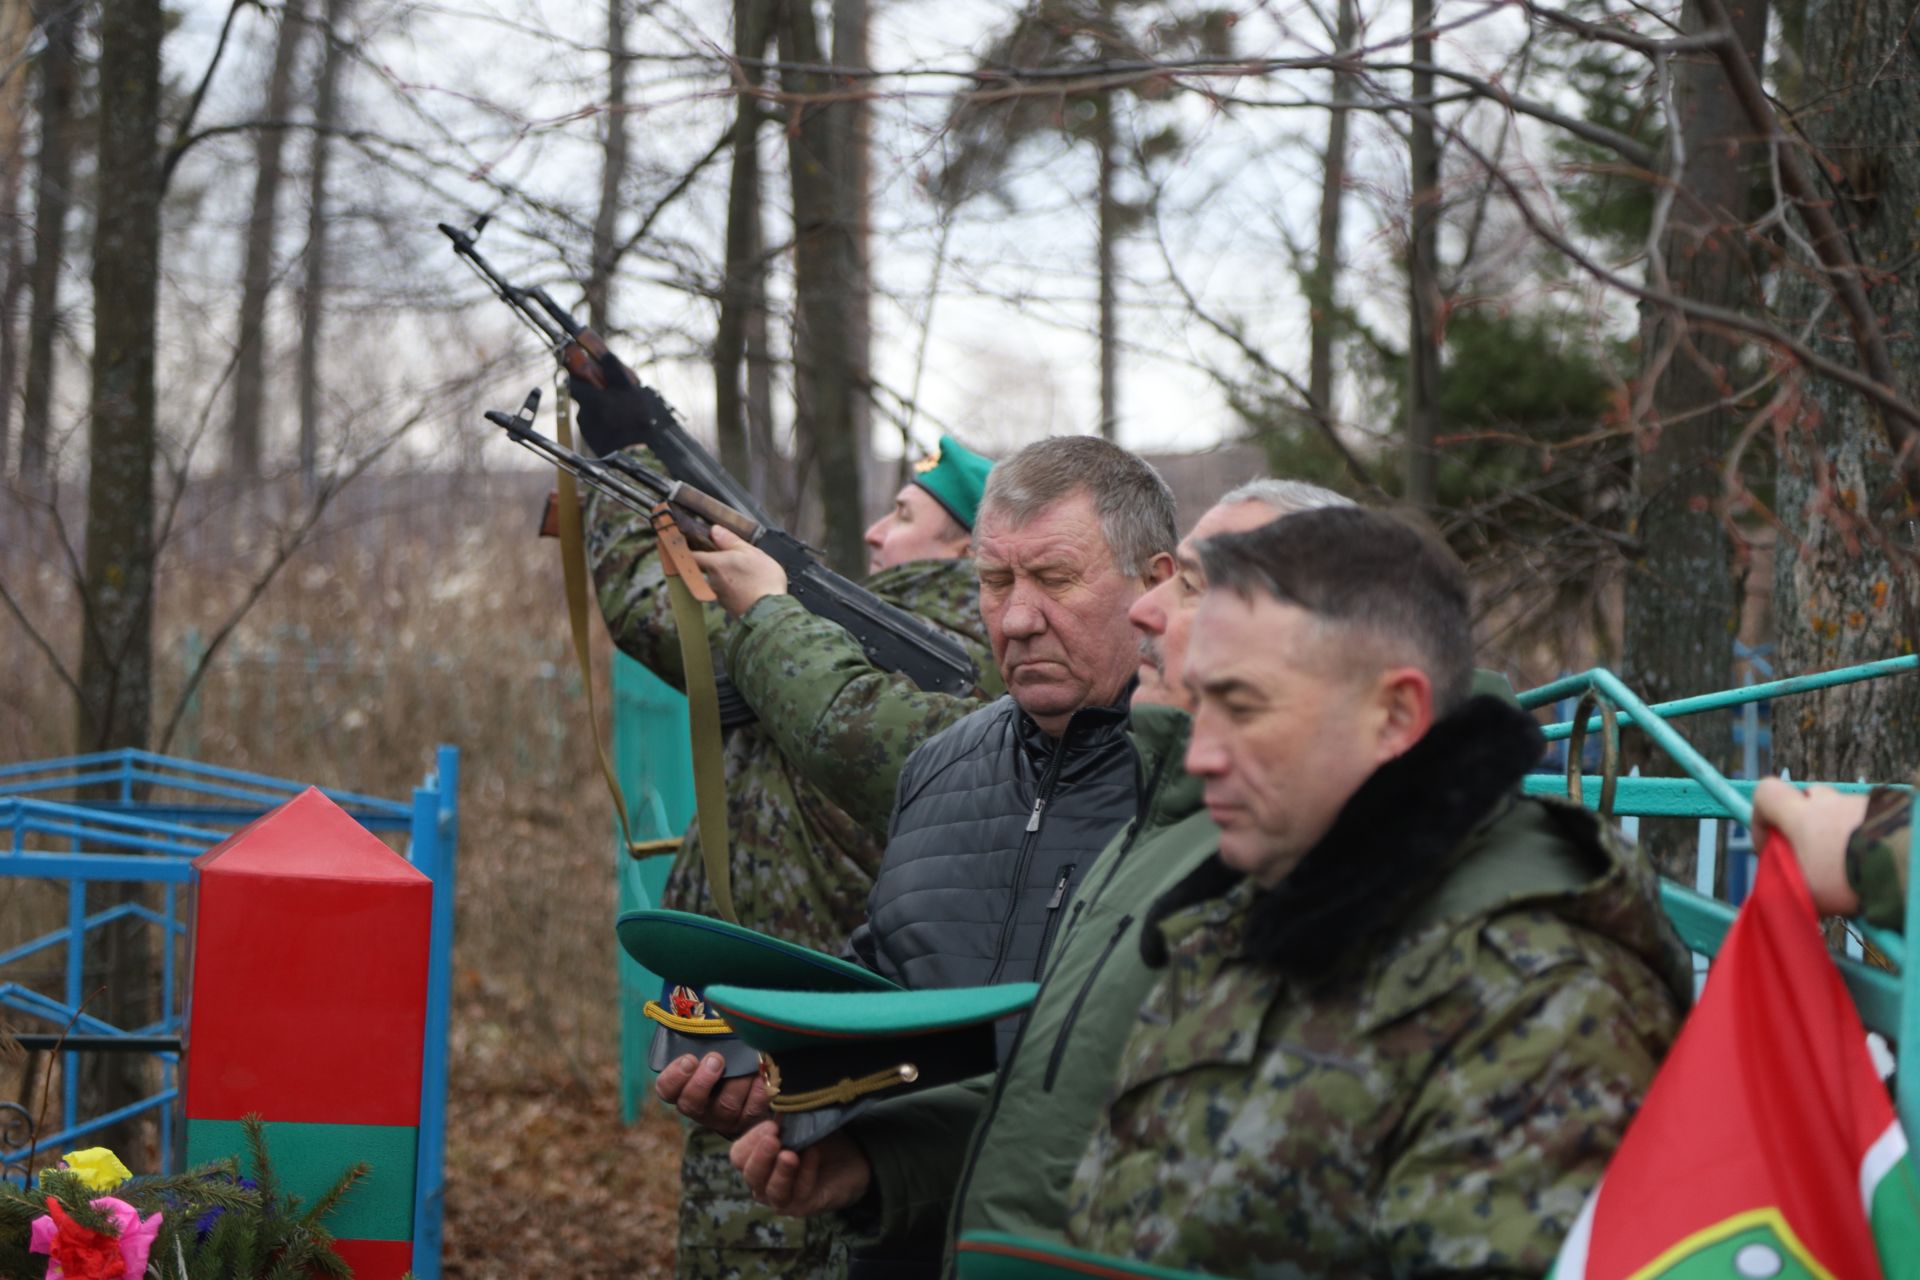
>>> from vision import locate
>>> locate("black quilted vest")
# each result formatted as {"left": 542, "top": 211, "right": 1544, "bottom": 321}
{"left": 846, "top": 692, "right": 1138, "bottom": 1005}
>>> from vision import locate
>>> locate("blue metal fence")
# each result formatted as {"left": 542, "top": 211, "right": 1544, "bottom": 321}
{"left": 0, "top": 747, "right": 458, "bottom": 1280}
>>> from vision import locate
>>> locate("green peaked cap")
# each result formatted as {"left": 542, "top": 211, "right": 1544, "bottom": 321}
{"left": 955, "top": 1232, "right": 1212, "bottom": 1279}
{"left": 912, "top": 434, "right": 994, "bottom": 530}
{"left": 615, "top": 908, "right": 899, "bottom": 994}
{"left": 701, "top": 982, "right": 1038, "bottom": 1151}
{"left": 703, "top": 980, "right": 1037, "bottom": 1054}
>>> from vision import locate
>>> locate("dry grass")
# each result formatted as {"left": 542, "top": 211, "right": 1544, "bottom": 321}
{"left": 0, "top": 468, "right": 678, "bottom": 1271}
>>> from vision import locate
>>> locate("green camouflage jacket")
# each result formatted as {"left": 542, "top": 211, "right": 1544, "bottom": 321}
{"left": 1066, "top": 696, "right": 1693, "bottom": 1279}
{"left": 1850, "top": 781, "right": 1914, "bottom": 930}
{"left": 587, "top": 462, "right": 995, "bottom": 1277}
{"left": 724, "top": 573, "right": 1005, "bottom": 841}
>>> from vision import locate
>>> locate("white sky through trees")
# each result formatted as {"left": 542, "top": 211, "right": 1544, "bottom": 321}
{"left": 145, "top": 0, "right": 1616, "bottom": 473}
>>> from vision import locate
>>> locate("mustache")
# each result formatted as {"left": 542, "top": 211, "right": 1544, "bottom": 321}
{"left": 1137, "top": 634, "right": 1163, "bottom": 676}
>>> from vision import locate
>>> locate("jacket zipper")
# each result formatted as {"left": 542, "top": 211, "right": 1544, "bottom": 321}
{"left": 1032, "top": 863, "right": 1078, "bottom": 975}
{"left": 1042, "top": 913, "right": 1133, "bottom": 1092}
{"left": 1039, "top": 898, "right": 1089, "bottom": 984}
{"left": 940, "top": 736, "right": 1152, "bottom": 1274}
{"left": 985, "top": 737, "right": 1068, "bottom": 984}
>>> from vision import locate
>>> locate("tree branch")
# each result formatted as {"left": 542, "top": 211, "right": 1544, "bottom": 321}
{"left": 161, "top": 0, "right": 251, "bottom": 190}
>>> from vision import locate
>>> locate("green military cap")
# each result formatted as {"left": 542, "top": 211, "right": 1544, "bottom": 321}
{"left": 912, "top": 434, "right": 994, "bottom": 530}
{"left": 954, "top": 1232, "right": 1210, "bottom": 1279}
{"left": 615, "top": 908, "right": 898, "bottom": 1078}
{"left": 703, "top": 981, "right": 1038, "bottom": 1149}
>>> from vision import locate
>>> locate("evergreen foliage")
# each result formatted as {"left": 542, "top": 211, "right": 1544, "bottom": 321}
{"left": 0, "top": 1116, "right": 378, "bottom": 1279}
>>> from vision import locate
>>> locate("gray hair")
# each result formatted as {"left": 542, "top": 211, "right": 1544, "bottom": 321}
{"left": 1218, "top": 478, "right": 1354, "bottom": 517}
{"left": 976, "top": 436, "right": 1178, "bottom": 577}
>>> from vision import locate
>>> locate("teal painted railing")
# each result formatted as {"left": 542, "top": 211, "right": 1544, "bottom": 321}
{"left": 1515, "top": 660, "right": 1918, "bottom": 1133}
{"left": 610, "top": 654, "right": 695, "bottom": 1124}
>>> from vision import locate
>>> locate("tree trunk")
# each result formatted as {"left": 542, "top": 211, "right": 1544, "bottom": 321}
{"left": 746, "top": 271, "right": 784, "bottom": 520}
{"left": 1095, "top": 91, "right": 1119, "bottom": 440}
{"left": 227, "top": 1, "right": 307, "bottom": 480}
{"left": 1618, "top": 0, "right": 1765, "bottom": 881}
{"left": 1307, "top": 0, "right": 1356, "bottom": 443}
{"left": 0, "top": 0, "right": 32, "bottom": 469}
{"left": 776, "top": 0, "right": 865, "bottom": 575}
{"left": 297, "top": 0, "right": 349, "bottom": 494}
{"left": 1771, "top": 0, "right": 1920, "bottom": 783}
{"left": 585, "top": 0, "right": 628, "bottom": 332}
{"left": 714, "top": 0, "right": 773, "bottom": 487}
{"left": 1405, "top": 0, "right": 1441, "bottom": 508}
{"left": 830, "top": 0, "right": 871, "bottom": 467}
{"left": 79, "top": 0, "right": 163, "bottom": 1161}
{"left": 20, "top": 0, "right": 77, "bottom": 482}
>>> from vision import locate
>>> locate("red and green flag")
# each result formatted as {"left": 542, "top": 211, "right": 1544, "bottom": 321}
{"left": 1551, "top": 832, "right": 1920, "bottom": 1280}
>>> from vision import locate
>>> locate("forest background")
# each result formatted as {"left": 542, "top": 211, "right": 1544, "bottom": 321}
{"left": 1, "top": 0, "right": 1918, "bottom": 1271}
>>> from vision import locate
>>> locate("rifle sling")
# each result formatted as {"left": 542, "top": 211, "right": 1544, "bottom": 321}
{"left": 552, "top": 379, "right": 650, "bottom": 864}
{"left": 653, "top": 509, "right": 738, "bottom": 924}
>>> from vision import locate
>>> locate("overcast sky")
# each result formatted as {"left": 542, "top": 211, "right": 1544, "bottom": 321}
{"left": 148, "top": 0, "right": 1582, "bottom": 474}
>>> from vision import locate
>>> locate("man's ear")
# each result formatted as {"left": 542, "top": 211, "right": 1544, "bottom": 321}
{"left": 1373, "top": 667, "right": 1434, "bottom": 762}
{"left": 1142, "top": 551, "right": 1176, "bottom": 588}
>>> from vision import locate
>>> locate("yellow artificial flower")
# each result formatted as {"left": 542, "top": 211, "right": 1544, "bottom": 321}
{"left": 61, "top": 1146, "right": 131, "bottom": 1191}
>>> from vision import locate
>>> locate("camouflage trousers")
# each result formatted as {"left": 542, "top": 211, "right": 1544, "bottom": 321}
{"left": 676, "top": 1126, "right": 848, "bottom": 1279}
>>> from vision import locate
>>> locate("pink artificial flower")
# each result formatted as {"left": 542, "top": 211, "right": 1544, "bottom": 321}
{"left": 28, "top": 1194, "right": 164, "bottom": 1279}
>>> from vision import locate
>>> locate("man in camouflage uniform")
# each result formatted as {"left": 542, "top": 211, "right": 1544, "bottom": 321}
{"left": 1755, "top": 775, "right": 1914, "bottom": 928}
{"left": 574, "top": 365, "right": 998, "bottom": 1279}
{"left": 1064, "top": 508, "right": 1693, "bottom": 1277}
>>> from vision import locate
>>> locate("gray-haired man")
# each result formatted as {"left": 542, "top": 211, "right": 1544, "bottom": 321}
{"left": 668, "top": 438, "right": 1179, "bottom": 1242}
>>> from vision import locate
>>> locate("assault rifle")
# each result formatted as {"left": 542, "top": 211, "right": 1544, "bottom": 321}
{"left": 481, "top": 387, "right": 982, "bottom": 700}
{"left": 442, "top": 217, "right": 775, "bottom": 527}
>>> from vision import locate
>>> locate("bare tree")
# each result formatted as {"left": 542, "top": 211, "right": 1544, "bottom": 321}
{"left": 227, "top": 0, "right": 308, "bottom": 480}
{"left": 19, "top": 0, "right": 77, "bottom": 482}
{"left": 830, "top": 0, "right": 872, "bottom": 458}
{"left": 76, "top": 0, "right": 164, "bottom": 1159}
{"left": 1618, "top": 0, "right": 1766, "bottom": 880}
{"left": 297, "top": 0, "right": 349, "bottom": 493}
{"left": 1306, "top": 0, "right": 1358, "bottom": 445}
{"left": 1094, "top": 83, "right": 1120, "bottom": 438}
{"left": 777, "top": 0, "right": 866, "bottom": 575}
{"left": 585, "top": 0, "right": 628, "bottom": 332}
{"left": 1404, "top": 0, "right": 1442, "bottom": 508}
{"left": 0, "top": 0, "right": 32, "bottom": 470}
{"left": 713, "top": 0, "right": 776, "bottom": 497}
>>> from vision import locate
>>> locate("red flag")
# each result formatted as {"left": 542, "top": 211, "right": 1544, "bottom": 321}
{"left": 1551, "top": 833, "right": 1920, "bottom": 1279}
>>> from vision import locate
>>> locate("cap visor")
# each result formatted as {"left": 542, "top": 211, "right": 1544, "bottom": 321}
{"left": 704, "top": 981, "right": 1039, "bottom": 1054}
{"left": 616, "top": 908, "right": 899, "bottom": 993}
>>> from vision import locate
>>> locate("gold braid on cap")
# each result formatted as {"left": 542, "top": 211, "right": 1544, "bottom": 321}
{"left": 641, "top": 1000, "right": 735, "bottom": 1036}
{"left": 913, "top": 447, "right": 941, "bottom": 474}
{"left": 766, "top": 1063, "right": 921, "bottom": 1113}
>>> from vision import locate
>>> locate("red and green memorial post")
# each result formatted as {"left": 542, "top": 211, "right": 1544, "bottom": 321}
{"left": 184, "top": 787, "right": 433, "bottom": 1278}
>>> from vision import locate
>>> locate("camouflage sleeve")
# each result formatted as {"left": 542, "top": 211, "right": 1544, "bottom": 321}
{"left": 726, "top": 593, "right": 985, "bottom": 837}
{"left": 1847, "top": 785, "right": 1914, "bottom": 931}
{"left": 843, "top": 1076, "right": 992, "bottom": 1250}
{"left": 582, "top": 444, "right": 732, "bottom": 692}
{"left": 1374, "top": 963, "right": 1673, "bottom": 1276}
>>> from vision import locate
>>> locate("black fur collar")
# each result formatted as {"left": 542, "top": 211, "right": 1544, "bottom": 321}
{"left": 1142, "top": 694, "right": 1547, "bottom": 980}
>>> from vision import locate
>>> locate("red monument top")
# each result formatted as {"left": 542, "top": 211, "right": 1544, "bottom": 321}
{"left": 194, "top": 786, "right": 427, "bottom": 884}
